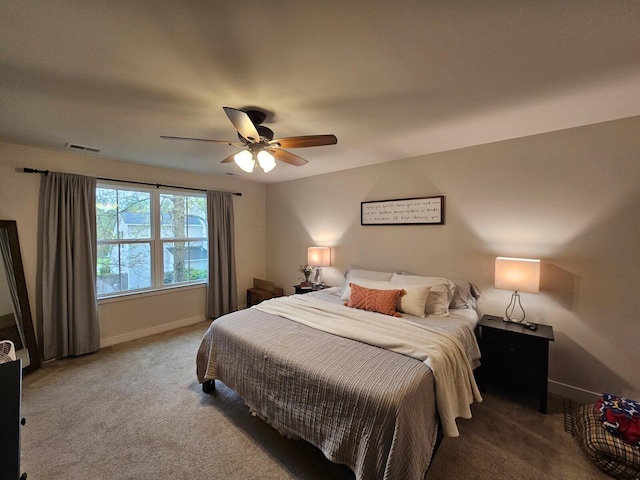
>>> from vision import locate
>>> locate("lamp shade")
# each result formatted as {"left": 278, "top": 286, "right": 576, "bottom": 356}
{"left": 495, "top": 257, "right": 540, "bottom": 293}
{"left": 307, "top": 247, "right": 331, "bottom": 267}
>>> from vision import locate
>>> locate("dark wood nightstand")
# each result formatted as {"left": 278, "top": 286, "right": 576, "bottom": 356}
{"left": 294, "top": 284, "right": 330, "bottom": 294}
{"left": 476, "top": 314, "right": 554, "bottom": 413}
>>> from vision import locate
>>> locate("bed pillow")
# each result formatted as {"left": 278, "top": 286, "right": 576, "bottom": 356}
{"left": 449, "top": 279, "right": 481, "bottom": 309}
{"left": 392, "top": 273, "right": 456, "bottom": 316}
{"left": 345, "top": 283, "right": 405, "bottom": 317}
{"left": 343, "top": 278, "right": 431, "bottom": 317}
{"left": 340, "top": 268, "right": 395, "bottom": 300}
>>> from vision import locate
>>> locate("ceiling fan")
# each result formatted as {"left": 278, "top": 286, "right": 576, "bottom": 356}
{"left": 161, "top": 107, "right": 337, "bottom": 173}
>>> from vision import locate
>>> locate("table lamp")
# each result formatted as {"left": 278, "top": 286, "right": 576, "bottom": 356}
{"left": 495, "top": 256, "right": 540, "bottom": 328}
{"left": 307, "top": 247, "right": 331, "bottom": 285}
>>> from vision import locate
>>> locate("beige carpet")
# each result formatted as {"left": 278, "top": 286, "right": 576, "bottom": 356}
{"left": 21, "top": 322, "right": 609, "bottom": 480}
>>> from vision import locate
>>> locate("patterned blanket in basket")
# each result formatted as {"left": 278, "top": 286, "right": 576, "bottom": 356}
{"left": 574, "top": 403, "right": 640, "bottom": 480}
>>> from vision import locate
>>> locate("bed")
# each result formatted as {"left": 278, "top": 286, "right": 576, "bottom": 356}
{"left": 196, "top": 271, "right": 482, "bottom": 480}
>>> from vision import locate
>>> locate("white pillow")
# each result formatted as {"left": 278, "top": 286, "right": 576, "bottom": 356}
{"left": 391, "top": 273, "right": 456, "bottom": 316}
{"left": 449, "top": 279, "right": 480, "bottom": 309}
{"left": 340, "top": 268, "right": 394, "bottom": 300}
{"left": 342, "top": 278, "right": 431, "bottom": 318}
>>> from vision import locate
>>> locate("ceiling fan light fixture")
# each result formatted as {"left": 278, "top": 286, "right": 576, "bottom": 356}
{"left": 164, "top": 106, "right": 337, "bottom": 172}
{"left": 257, "top": 150, "right": 276, "bottom": 173}
{"left": 234, "top": 149, "right": 255, "bottom": 173}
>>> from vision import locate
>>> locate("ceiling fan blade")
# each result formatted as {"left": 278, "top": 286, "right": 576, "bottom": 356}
{"left": 271, "top": 149, "right": 308, "bottom": 167}
{"left": 269, "top": 134, "right": 337, "bottom": 149}
{"left": 160, "top": 135, "right": 243, "bottom": 147}
{"left": 223, "top": 107, "right": 261, "bottom": 143}
{"left": 220, "top": 152, "right": 239, "bottom": 164}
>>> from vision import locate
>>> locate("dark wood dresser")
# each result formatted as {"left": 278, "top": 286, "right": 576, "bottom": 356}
{"left": 0, "top": 359, "right": 25, "bottom": 479}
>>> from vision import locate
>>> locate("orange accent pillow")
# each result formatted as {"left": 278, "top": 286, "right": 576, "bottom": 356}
{"left": 344, "top": 283, "right": 406, "bottom": 317}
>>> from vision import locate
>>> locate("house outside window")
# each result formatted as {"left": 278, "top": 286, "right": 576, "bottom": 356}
{"left": 96, "top": 185, "right": 208, "bottom": 297}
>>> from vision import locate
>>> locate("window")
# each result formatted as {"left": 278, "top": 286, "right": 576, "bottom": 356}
{"left": 96, "top": 185, "right": 207, "bottom": 297}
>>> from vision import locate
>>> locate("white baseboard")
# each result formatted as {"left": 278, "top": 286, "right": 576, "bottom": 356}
{"left": 548, "top": 380, "right": 601, "bottom": 404}
{"left": 100, "top": 315, "right": 206, "bottom": 348}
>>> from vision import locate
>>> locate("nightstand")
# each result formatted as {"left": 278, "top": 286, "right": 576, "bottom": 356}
{"left": 476, "top": 314, "right": 554, "bottom": 413}
{"left": 294, "top": 284, "right": 330, "bottom": 294}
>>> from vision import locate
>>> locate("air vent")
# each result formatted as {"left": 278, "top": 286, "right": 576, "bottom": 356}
{"left": 65, "top": 142, "right": 102, "bottom": 153}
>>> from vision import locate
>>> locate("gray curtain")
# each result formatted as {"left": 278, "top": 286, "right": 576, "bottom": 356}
{"left": 42, "top": 172, "right": 99, "bottom": 359}
{"left": 206, "top": 191, "right": 237, "bottom": 319}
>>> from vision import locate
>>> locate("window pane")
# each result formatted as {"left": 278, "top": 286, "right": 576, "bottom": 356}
{"left": 163, "top": 240, "right": 208, "bottom": 285}
{"left": 187, "top": 196, "right": 207, "bottom": 238}
{"left": 117, "top": 190, "right": 152, "bottom": 239}
{"left": 160, "top": 193, "right": 207, "bottom": 239}
{"left": 96, "top": 242, "right": 152, "bottom": 294}
{"left": 96, "top": 188, "right": 119, "bottom": 241}
{"left": 97, "top": 188, "right": 151, "bottom": 240}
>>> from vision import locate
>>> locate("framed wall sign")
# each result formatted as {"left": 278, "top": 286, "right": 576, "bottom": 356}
{"left": 361, "top": 195, "right": 445, "bottom": 226}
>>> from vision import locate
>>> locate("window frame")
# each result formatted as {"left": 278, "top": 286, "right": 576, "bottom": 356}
{"left": 96, "top": 182, "right": 208, "bottom": 299}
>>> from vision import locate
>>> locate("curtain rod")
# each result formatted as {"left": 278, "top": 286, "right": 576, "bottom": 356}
{"left": 22, "top": 168, "right": 242, "bottom": 196}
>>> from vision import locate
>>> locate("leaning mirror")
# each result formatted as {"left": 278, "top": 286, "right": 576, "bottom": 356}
{"left": 0, "top": 220, "right": 41, "bottom": 374}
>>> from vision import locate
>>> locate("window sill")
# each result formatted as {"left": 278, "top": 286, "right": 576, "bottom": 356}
{"left": 98, "top": 282, "right": 206, "bottom": 305}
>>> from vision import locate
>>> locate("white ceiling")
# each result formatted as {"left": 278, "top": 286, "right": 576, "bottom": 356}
{"left": 2, "top": 1, "right": 640, "bottom": 184}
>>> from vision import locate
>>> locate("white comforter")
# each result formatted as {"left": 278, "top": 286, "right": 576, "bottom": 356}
{"left": 255, "top": 293, "right": 482, "bottom": 437}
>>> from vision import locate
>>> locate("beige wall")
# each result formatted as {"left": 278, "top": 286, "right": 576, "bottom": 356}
{"left": 0, "top": 142, "right": 267, "bottom": 346}
{"left": 266, "top": 115, "right": 640, "bottom": 402}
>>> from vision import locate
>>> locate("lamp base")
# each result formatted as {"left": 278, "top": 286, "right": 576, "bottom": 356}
{"left": 504, "top": 291, "right": 526, "bottom": 322}
{"left": 503, "top": 292, "right": 537, "bottom": 330}
{"left": 313, "top": 267, "right": 322, "bottom": 286}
